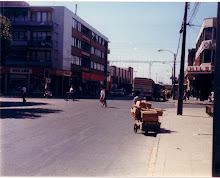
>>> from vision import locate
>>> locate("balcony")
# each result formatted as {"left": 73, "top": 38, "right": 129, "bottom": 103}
{"left": 82, "top": 35, "right": 91, "bottom": 43}
{"left": 5, "top": 60, "right": 52, "bottom": 67}
{"left": 28, "top": 21, "right": 53, "bottom": 27}
{"left": 28, "top": 40, "right": 53, "bottom": 48}
{"left": 11, "top": 41, "right": 28, "bottom": 46}
{"left": 10, "top": 20, "right": 53, "bottom": 27}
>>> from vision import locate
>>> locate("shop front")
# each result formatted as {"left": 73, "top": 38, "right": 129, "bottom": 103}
{"left": 185, "top": 64, "right": 214, "bottom": 100}
{"left": 81, "top": 72, "right": 105, "bottom": 95}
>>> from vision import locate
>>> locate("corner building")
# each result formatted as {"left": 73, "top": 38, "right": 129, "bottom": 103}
{"left": 1, "top": 1, "right": 109, "bottom": 96}
{"left": 185, "top": 18, "right": 216, "bottom": 100}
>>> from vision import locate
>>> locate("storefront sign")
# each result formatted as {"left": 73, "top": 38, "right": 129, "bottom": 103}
{"left": 82, "top": 72, "right": 104, "bottom": 82}
{"left": 55, "top": 70, "right": 72, "bottom": 76}
{"left": 10, "top": 68, "right": 32, "bottom": 74}
{"left": 0, "top": 67, "right": 10, "bottom": 73}
{"left": 186, "top": 64, "right": 214, "bottom": 76}
{"left": 195, "top": 40, "right": 212, "bottom": 59}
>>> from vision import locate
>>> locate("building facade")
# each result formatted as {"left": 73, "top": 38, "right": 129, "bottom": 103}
{"left": 185, "top": 18, "right": 216, "bottom": 100}
{"left": 107, "top": 65, "right": 133, "bottom": 94}
{"left": 0, "top": 1, "right": 109, "bottom": 96}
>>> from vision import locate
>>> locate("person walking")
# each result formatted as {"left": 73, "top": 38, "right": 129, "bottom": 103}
{"left": 133, "top": 91, "right": 140, "bottom": 105}
{"left": 21, "top": 86, "right": 26, "bottom": 103}
{"left": 100, "top": 87, "right": 107, "bottom": 107}
{"left": 69, "top": 85, "right": 74, "bottom": 100}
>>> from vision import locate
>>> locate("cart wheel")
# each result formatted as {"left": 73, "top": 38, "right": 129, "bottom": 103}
{"left": 134, "top": 124, "right": 138, "bottom": 133}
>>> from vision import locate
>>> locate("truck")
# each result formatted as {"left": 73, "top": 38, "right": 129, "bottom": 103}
{"left": 133, "top": 77, "right": 155, "bottom": 100}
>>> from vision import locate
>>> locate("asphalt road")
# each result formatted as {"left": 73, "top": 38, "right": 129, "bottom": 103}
{"left": 0, "top": 96, "right": 175, "bottom": 176}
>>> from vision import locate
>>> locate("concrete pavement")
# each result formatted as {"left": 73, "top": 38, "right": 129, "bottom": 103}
{"left": 147, "top": 98, "right": 213, "bottom": 177}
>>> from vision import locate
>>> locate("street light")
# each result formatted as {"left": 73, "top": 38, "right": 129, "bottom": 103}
{"left": 158, "top": 49, "right": 177, "bottom": 100}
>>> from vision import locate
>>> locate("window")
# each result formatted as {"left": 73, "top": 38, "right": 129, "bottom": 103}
{"left": 96, "top": 35, "right": 98, "bottom": 42}
{"left": 32, "top": 32, "right": 51, "bottom": 41}
{"left": 102, "top": 52, "right": 105, "bottom": 58}
{"left": 45, "top": 52, "right": 51, "bottom": 60}
{"left": 205, "top": 28, "right": 212, "bottom": 40}
{"left": 71, "top": 55, "right": 81, "bottom": 65}
{"left": 102, "top": 39, "right": 105, "bottom": 46}
{"left": 78, "top": 22, "right": 81, "bottom": 32}
{"left": 100, "top": 65, "right": 104, "bottom": 71}
{"left": 31, "top": 51, "right": 51, "bottom": 61}
{"left": 42, "top": 32, "right": 47, "bottom": 40}
{"left": 72, "top": 37, "right": 76, "bottom": 47}
{"left": 12, "top": 31, "right": 27, "bottom": 41}
{"left": 94, "top": 62, "right": 97, "bottom": 70}
{"left": 97, "top": 63, "right": 101, "bottom": 70}
{"left": 72, "top": 37, "right": 81, "bottom": 49}
{"left": 42, "top": 12, "right": 47, "bottom": 22}
{"left": 77, "top": 40, "right": 81, "bottom": 49}
{"left": 92, "top": 32, "right": 95, "bottom": 40}
{"left": 91, "top": 47, "right": 94, "bottom": 54}
{"left": 36, "top": 12, "right": 41, "bottom": 22}
{"left": 14, "top": 32, "right": 19, "bottom": 40}
{"left": 99, "top": 37, "right": 102, "bottom": 44}
{"left": 72, "top": 18, "right": 77, "bottom": 29}
{"left": 34, "top": 11, "right": 50, "bottom": 22}
{"left": 91, "top": 61, "right": 94, "bottom": 69}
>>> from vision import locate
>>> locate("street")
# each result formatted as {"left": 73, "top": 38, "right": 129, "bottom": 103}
{"left": 1, "top": 96, "right": 174, "bottom": 176}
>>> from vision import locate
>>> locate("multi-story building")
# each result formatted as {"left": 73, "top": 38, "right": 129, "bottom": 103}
{"left": 107, "top": 65, "right": 133, "bottom": 94}
{"left": 185, "top": 18, "right": 216, "bottom": 100}
{"left": 0, "top": 1, "right": 109, "bottom": 96}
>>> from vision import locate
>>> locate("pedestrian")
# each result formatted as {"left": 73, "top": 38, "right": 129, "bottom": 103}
{"left": 211, "top": 91, "right": 214, "bottom": 103}
{"left": 133, "top": 91, "right": 140, "bottom": 105}
{"left": 44, "top": 83, "right": 48, "bottom": 96}
{"left": 21, "top": 86, "right": 26, "bottom": 103}
{"left": 184, "top": 90, "right": 187, "bottom": 101}
{"left": 100, "top": 87, "right": 107, "bottom": 107}
{"left": 69, "top": 85, "right": 74, "bottom": 100}
{"left": 187, "top": 90, "right": 190, "bottom": 100}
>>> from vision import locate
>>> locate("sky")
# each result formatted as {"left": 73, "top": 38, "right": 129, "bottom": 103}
{"left": 28, "top": 1, "right": 218, "bottom": 85}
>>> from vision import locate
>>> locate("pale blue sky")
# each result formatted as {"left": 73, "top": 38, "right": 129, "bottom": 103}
{"left": 28, "top": 1, "right": 218, "bottom": 84}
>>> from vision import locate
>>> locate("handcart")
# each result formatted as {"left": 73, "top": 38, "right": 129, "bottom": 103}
{"left": 131, "top": 101, "right": 162, "bottom": 134}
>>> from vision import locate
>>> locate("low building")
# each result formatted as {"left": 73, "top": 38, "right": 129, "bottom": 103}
{"left": 107, "top": 65, "right": 133, "bottom": 94}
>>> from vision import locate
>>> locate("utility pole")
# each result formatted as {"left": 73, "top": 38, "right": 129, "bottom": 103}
{"left": 177, "top": 2, "right": 188, "bottom": 115}
{"left": 212, "top": 3, "right": 220, "bottom": 177}
{"left": 173, "top": 54, "right": 176, "bottom": 100}
{"left": 149, "top": 62, "right": 152, "bottom": 78}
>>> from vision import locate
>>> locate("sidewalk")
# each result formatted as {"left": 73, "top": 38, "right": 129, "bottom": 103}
{"left": 147, "top": 100, "right": 213, "bottom": 177}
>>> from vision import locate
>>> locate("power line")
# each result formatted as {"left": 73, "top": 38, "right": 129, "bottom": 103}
{"left": 188, "top": 2, "right": 200, "bottom": 25}
{"left": 109, "top": 60, "right": 180, "bottom": 63}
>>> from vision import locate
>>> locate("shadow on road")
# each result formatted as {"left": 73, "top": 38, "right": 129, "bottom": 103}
{"left": 159, "top": 128, "right": 177, "bottom": 134}
{"left": 0, "top": 108, "right": 62, "bottom": 119}
{"left": 0, "top": 101, "right": 48, "bottom": 107}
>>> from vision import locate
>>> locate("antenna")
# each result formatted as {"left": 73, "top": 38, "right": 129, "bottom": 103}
{"left": 75, "top": 4, "right": 77, "bottom": 15}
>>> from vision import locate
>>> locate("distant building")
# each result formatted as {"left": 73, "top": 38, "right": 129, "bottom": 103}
{"left": 185, "top": 18, "right": 216, "bottom": 100}
{"left": 107, "top": 65, "right": 133, "bottom": 94}
{"left": 0, "top": 1, "right": 109, "bottom": 96}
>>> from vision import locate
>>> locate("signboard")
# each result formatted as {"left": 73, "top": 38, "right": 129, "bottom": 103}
{"left": 10, "top": 68, "right": 32, "bottom": 74}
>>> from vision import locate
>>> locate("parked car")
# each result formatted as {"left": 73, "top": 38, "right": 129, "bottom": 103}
{"left": 110, "top": 89, "right": 125, "bottom": 96}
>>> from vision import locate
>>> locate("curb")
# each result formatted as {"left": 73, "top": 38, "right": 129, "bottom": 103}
{"left": 146, "top": 133, "right": 161, "bottom": 176}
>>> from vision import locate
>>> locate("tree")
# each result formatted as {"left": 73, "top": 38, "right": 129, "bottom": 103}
{"left": 0, "top": 15, "right": 12, "bottom": 65}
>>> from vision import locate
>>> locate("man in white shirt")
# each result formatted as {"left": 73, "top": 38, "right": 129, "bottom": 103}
{"left": 100, "top": 87, "right": 107, "bottom": 107}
